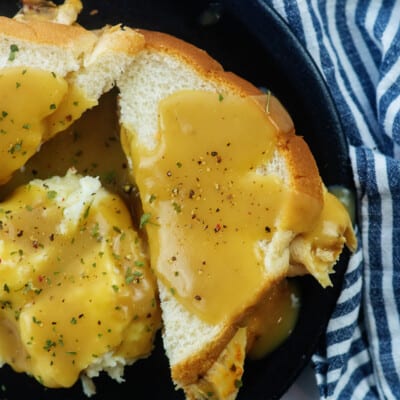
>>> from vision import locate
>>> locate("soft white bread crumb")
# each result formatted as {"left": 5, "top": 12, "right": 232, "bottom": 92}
{"left": 184, "top": 328, "right": 247, "bottom": 400}
{"left": 158, "top": 281, "right": 222, "bottom": 367}
{"left": 0, "top": 26, "right": 94, "bottom": 76}
{"left": 74, "top": 26, "right": 145, "bottom": 101}
{"left": 118, "top": 51, "right": 217, "bottom": 150}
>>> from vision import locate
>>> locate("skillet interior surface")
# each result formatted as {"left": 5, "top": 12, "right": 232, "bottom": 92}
{"left": 0, "top": 1, "right": 353, "bottom": 399}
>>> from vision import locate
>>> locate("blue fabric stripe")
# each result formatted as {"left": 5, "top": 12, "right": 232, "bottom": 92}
{"left": 340, "top": 262, "right": 362, "bottom": 289}
{"left": 378, "top": 26, "right": 400, "bottom": 145}
{"left": 324, "top": 353, "right": 348, "bottom": 372}
{"left": 379, "top": 63, "right": 400, "bottom": 103}
{"left": 327, "top": 292, "right": 360, "bottom": 325}
{"left": 322, "top": 333, "right": 365, "bottom": 374}
{"left": 354, "top": 145, "right": 369, "bottom": 197}
{"left": 393, "top": 105, "right": 400, "bottom": 145}
{"left": 365, "top": 151, "right": 400, "bottom": 398}
{"left": 320, "top": 330, "right": 372, "bottom": 397}
{"left": 363, "top": 388, "right": 382, "bottom": 399}
{"left": 326, "top": 324, "right": 358, "bottom": 347}
{"left": 336, "top": 0, "right": 376, "bottom": 116}
{"left": 306, "top": 1, "right": 370, "bottom": 148}
{"left": 379, "top": 23, "right": 400, "bottom": 76}
{"left": 355, "top": 0, "right": 382, "bottom": 75}
{"left": 320, "top": 0, "right": 393, "bottom": 152}
{"left": 372, "top": 0, "right": 397, "bottom": 42}
{"left": 283, "top": 0, "right": 305, "bottom": 44}
{"left": 394, "top": 111, "right": 400, "bottom": 148}
{"left": 336, "top": 360, "right": 378, "bottom": 399}
{"left": 386, "top": 155, "right": 400, "bottom": 386}
{"left": 306, "top": 1, "right": 365, "bottom": 147}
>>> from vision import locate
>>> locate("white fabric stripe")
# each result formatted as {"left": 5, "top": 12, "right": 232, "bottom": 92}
{"left": 326, "top": 303, "right": 359, "bottom": 334}
{"left": 271, "top": 0, "right": 286, "bottom": 17}
{"left": 326, "top": 367, "right": 343, "bottom": 386}
{"left": 295, "top": 0, "right": 322, "bottom": 71}
{"left": 332, "top": 348, "right": 371, "bottom": 399}
{"left": 309, "top": 0, "right": 377, "bottom": 149}
{"left": 380, "top": 3, "right": 400, "bottom": 54}
{"left": 364, "top": 0, "right": 383, "bottom": 49}
{"left": 352, "top": 376, "right": 376, "bottom": 400}
{"left": 384, "top": 91, "right": 400, "bottom": 143}
{"left": 367, "top": 155, "right": 399, "bottom": 400}
{"left": 376, "top": 45, "right": 400, "bottom": 92}
{"left": 335, "top": 266, "right": 362, "bottom": 306}
{"left": 375, "top": 4, "right": 400, "bottom": 135}
{"left": 361, "top": 182, "right": 395, "bottom": 400}
{"left": 345, "top": 0, "right": 380, "bottom": 85}
{"left": 377, "top": 55, "right": 400, "bottom": 135}
{"left": 360, "top": 168, "right": 387, "bottom": 400}
{"left": 349, "top": 145, "right": 362, "bottom": 197}
{"left": 394, "top": 142, "right": 400, "bottom": 160}
{"left": 324, "top": 0, "right": 380, "bottom": 135}
{"left": 325, "top": 327, "right": 362, "bottom": 376}
{"left": 312, "top": 353, "right": 324, "bottom": 364}
{"left": 337, "top": 251, "right": 362, "bottom": 304}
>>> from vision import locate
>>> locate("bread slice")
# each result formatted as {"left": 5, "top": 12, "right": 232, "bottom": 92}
{"left": 0, "top": 7, "right": 144, "bottom": 183}
{"left": 117, "top": 30, "right": 356, "bottom": 399}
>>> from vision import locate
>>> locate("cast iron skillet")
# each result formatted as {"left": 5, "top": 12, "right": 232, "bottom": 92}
{"left": 0, "top": 1, "right": 354, "bottom": 399}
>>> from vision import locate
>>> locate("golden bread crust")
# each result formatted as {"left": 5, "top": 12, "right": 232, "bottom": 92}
{"left": 171, "top": 325, "right": 237, "bottom": 386}
{"left": 99, "top": 25, "right": 145, "bottom": 55}
{"left": 184, "top": 328, "right": 247, "bottom": 400}
{"left": 170, "top": 277, "right": 282, "bottom": 386}
{"left": 278, "top": 134, "right": 323, "bottom": 206}
{"left": 137, "top": 29, "right": 224, "bottom": 73}
{"left": 0, "top": 16, "right": 96, "bottom": 48}
{"left": 138, "top": 29, "right": 322, "bottom": 207}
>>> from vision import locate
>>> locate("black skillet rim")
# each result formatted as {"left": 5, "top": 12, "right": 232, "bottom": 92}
{"left": 0, "top": 1, "right": 353, "bottom": 399}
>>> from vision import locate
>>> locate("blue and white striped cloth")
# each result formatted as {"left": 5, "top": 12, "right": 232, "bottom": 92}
{"left": 263, "top": 1, "right": 400, "bottom": 399}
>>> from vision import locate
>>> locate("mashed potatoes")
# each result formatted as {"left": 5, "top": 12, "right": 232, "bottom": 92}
{"left": 0, "top": 170, "right": 160, "bottom": 394}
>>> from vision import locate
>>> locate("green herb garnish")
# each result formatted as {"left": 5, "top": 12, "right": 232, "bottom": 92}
{"left": 139, "top": 213, "right": 152, "bottom": 228}
{"left": 47, "top": 190, "right": 57, "bottom": 200}
{"left": 8, "top": 44, "right": 19, "bottom": 61}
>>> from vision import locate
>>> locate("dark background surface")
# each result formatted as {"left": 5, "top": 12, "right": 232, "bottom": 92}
{"left": 0, "top": 1, "right": 353, "bottom": 399}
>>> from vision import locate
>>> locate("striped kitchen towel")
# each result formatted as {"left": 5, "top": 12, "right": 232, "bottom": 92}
{"left": 263, "top": 0, "right": 400, "bottom": 399}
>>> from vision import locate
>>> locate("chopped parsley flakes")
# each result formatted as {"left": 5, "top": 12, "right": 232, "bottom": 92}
{"left": 8, "top": 44, "right": 19, "bottom": 62}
